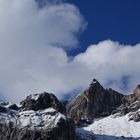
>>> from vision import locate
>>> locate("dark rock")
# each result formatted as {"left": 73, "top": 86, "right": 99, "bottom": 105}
{"left": 129, "top": 112, "right": 140, "bottom": 122}
{"left": 0, "top": 121, "right": 75, "bottom": 140}
{"left": 8, "top": 104, "right": 19, "bottom": 110}
{"left": 20, "top": 92, "right": 65, "bottom": 113}
{"left": 0, "top": 105, "right": 7, "bottom": 113}
{"left": 66, "top": 79, "right": 124, "bottom": 124}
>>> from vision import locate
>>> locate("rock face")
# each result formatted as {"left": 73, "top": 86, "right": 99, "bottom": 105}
{"left": 0, "top": 105, "right": 7, "bottom": 112}
{"left": 20, "top": 92, "right": 65, "bottom": 113}
{"left": 126, "top": 85, "right": 140, "bottom": 102}
{"left": 113, "top": 85, "right": 140, "bottom": 121}
{"left": 8, "top": 104, "right": 19, "bottom": 110}
{"left": 0, "top": 125, "right": 73, "bottom": 140}
{"left": 66, "top": 79, "right": 124, "bottom": 124}
{"left": 0, "top": 93, "right": 75, "bottom": 140}
{"left": 0, "top": 108, "right": 75, "bottom": 140}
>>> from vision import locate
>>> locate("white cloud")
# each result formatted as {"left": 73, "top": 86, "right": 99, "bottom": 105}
{"left": 0, "top": 0, "right": 85, "bottom": 49}
{"left": 74, "top": 40, "right": 140, "bottom": 94}
{"left": 0, "top": 0, "right": 140, "bottom": 102}
{"left": 0, "top": 0, "right": 86, "bottom": 101}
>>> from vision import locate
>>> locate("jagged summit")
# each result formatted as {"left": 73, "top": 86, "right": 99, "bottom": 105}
{"left": 0, "top": 92, "right": 75, "bottom": 140}
{"left": 122, "top": 85, "right": 140, "bottom": 103}
{"left": 86, "top": 79, "right": 104, "bottom": 97}
{"left": 90, "top": 78, "right": 98, "bottom": 84}
{"left": 20, "top": 92, "right": 65, "bottom": 113}
{"left": 114, "top": 85, "right": 140, "bottom": 121}
{"left": 66, "top": 79, "right": 124, "bottom": 124}
{"left": 133, "top": 85, "right": 140, "bottom": 97}
{"left": 89, "top": 79, "right": 103, "bottom": 88}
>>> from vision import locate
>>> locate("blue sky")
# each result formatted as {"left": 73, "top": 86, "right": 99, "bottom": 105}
{"left": 67, "top": 0, "right": 140, "bottom": 56}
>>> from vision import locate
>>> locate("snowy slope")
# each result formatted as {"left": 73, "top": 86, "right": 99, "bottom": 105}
{"left": 77, "top": 113, "right": 140, "bottom": 140}
{"left": 0, "top": 107, "right": 66, "bottom": 130}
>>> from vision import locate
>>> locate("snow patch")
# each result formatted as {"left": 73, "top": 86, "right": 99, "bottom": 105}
{"left": 29, "top": 94, "right": 40, "bottom": 101}
{"left": 78, "top": 114, "right": 140, "bottom": 140}
{"left": 0, "top": 107, "right": 66, "bottom": 130}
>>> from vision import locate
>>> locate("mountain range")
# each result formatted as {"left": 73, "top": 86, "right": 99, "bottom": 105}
{"left": 0, "top": 79, "right": 140, "bottom": 140}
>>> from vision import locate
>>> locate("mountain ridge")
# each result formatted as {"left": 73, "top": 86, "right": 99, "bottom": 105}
{"left": 66, "top": 79, "right": 124, "bottom": 124}
{"left": 0, "top": 79, "right": 140, "bottom": 140}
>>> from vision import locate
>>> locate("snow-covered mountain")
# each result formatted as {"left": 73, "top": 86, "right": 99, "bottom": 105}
{"left": 77, "top": 112, "right": 140, "bottom": 140}
{"left": 0, "top": 80, "right": 140, "bottom": 140}
{"left": 68, "top": 79, "right": 140, "bottom": 140}
{"left": 0, "top": 92, "right": 75, "bottom": 140}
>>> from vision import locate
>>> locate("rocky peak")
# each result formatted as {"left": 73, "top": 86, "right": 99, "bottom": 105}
{"left": 20, "top": 92, "right": 65, "bottom": 113}
{"left": 90, "top": 79, "right": 101, "bottom": 86}
{"left": 84, "top": 79, "right": 105, "bottom": 104}
{"left": 114, "top": 85, "right": 140, "bottom": 121}
{"left": 133, "top": 85, "right": 140, "bottom": 99}
{"left": 88, "top": 79, "right": 104, "bottom": 91}
{"left": 123, "top": 85, "right": 140, "bottom": 104}
{"left": 66, "top": 79, "right": 124, "bottom": 124}
{"left": 0, "top": 107, "right": 75, "bottom": 140}
{"left": 0, "top": 92, "right": 76, "bottom": 140}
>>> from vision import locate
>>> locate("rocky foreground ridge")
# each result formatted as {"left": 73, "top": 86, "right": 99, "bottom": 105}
{"left": 0, "top": 92, "right": 75, "bottom": 140}
{"left": 0, "top": 79, "right": 140, "bottom": 140}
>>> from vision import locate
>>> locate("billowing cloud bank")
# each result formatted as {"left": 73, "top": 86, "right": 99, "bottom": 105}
{"left": 0, "top": 0, "right": 140, "bottom": 102}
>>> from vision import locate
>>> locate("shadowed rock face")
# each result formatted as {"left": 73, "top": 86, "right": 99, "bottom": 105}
{"left": 0, "top": 114, "right": 75, "bottom": 140}
{"left": 8, "top": 104, "right": 19, "bottom": 110}
{"left": 0, "top": 105, "right": 7, "bottom": 112}
{"left": 20, "top": 92, "right": 65, "bottom": 114}
{"left": 66, "top": 79, "right": 124, "bottom": 124}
